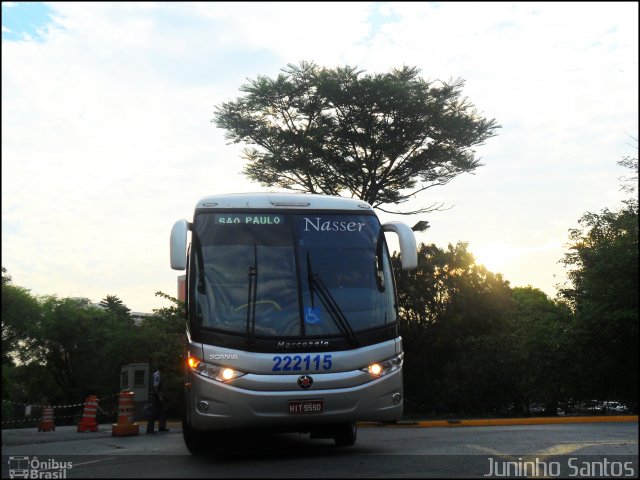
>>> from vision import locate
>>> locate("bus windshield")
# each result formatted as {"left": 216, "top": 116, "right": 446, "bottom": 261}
{"left": 192, "top": 212, "right": 397, "bottom": 339}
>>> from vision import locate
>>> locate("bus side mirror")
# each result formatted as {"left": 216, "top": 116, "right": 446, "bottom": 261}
{"left": 170, "top": 219, "right": 189, "bottom": 270}
{"left": 382, "top": 221, "right": 418, "bottom": 270}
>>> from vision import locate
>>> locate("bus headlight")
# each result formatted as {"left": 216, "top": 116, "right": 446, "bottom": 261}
{"left": 361, "top": 353, "right": 404, "bottom": 377}
{"left": 187, "top": 356, "right": 246, "bottom": 382}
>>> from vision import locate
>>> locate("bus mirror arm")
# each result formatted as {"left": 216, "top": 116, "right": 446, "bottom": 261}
{"left": 382, "top": 222, "right": 418, "bottom": 270}
{"left": 170, "top": 219, "right": 189, "bottom": 270}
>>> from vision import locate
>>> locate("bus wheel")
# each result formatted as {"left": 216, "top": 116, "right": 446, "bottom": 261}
{"left": 334, "top": 421, "right": 357, "bottom": 447}
{"left": 182, "top": 417, "right": 210, "bottom": 456}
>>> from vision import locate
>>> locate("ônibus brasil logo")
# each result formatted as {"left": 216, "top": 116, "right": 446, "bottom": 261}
{"left": 7, "top": 456, "right": 72, "bottom": 479}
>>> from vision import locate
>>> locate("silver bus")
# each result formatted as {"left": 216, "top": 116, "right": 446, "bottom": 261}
{"left": 170, "top": 193, "right": 417, "bottom": 454}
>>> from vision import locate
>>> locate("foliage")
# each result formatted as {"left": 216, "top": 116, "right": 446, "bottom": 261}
{"left": 2, "top": 267, "right": 12, "bottom": 285}
{"left": 558, "top": 162, "right": 638, "bottom": 406}
{"left": 140, "top": 291, "right": 186, "bottom": 417}
{"left": 3, "top": 362, "right": 63, "bottom": 426}
{"left": 393, "top": 242, "right": 514, "bottom": 416}
{"left": 214, "top": 61, "right": 500, "bottom": 214}
{"left": 617, "top": 154, "right": 638, "bottom": 200}
{"left": 1, "top": 273, "right": 41, "bottom": 367}
{"left": 99, "top": 294, "right": 132, "bottom": 318}
{"left": 0, "top": 277, "right": 185, "bottom": 418}
{"left": 25, "top": 296, "right": 130, "bottom": 402}
{"left": 509, "top": 287, "right": 572, "bottom": 414}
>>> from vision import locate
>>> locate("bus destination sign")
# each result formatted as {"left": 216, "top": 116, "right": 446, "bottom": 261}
{"left": 214, "top": 214, "right": 284, "bottom": 225}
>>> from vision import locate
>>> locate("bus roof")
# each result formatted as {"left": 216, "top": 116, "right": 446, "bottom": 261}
{"left": 195, "top": 192, "right": 374, "bottom": 212}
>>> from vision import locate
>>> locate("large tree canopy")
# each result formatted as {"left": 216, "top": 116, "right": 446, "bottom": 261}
{"left": 213, "top": 61, "right": 500, "bottom": 214}
{"left": 392, "top": 242, "right": 514, "bottom": 414}
{"left": 559, "top": 156, "right": 638, "bottom": 406}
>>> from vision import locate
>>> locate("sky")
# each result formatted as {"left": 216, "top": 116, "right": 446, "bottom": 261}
{"left": 2, "top": 2, "right": 638, "bottom": 313}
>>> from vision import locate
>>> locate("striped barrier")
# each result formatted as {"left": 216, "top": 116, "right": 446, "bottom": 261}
{"left": 77, "top": 395, "right": 99, "bottom": 432}
{"left": 1, "top": 393, "right": 121, "bottom": 430}
{"left": 112, "top": 391, "right": 139, "bottom": 436}
{"left": 38, "top": 406, "right": 55, "bottom": 432}
{"left": 2, "top": 393, "right": 119, "bottom": 410}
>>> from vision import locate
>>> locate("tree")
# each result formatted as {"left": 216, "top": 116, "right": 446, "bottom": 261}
{"left": 559, "top": 156, "right": 638, "bottom": 408}
{"left": 618, "top": 153, "right": 638, "bottom": 201}
{"left": 1, "top": 269, "right": 41, "bottom": 366}
{"left": 392, "top": 242, "right": 514, "bottom": 415}
{"left": 509, "top": 287, "right": 572, "bottom": 415}
{"left": 2, "top": 266, "right": 12, "bottom": 285}
{"left": 31, "top": 296, "right": 115, "bottom": 401}
{"left": 4, "top": 293, "right": 145, "bottom": 406}
{"left": 99, "top": 294, "right": 132, "bottom": 319}
{"left": 136, "top": 291, "right": 186, "bottom": 417}
{"left": 214, "top": 61, "right": 500, "bottom": 214}
{"left": 1, "top": 272, "right": 186, "bottom": 418}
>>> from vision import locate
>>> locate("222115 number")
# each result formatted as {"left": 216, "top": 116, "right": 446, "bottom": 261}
{"left": 272, "top": 354, "right": 332, "bottom": 372}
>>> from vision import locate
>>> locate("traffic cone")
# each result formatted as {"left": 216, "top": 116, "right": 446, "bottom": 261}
{"left": 112, "top": 390, "right": 139, "bottom": 436}
{"left": 38, "top": 405, "right": 55, "bottom": 432}
{"left": 77, "top": 395, "right": 99, "bottom": 432}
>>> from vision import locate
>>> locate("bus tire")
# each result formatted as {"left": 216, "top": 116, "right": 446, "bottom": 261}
{"left": 334, "top": 421, "right": 357, "bottom": 447}
{"left": 182, "top": 417, "right": 210, "bottom": 456}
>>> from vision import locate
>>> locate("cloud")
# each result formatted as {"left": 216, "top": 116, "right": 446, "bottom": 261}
{"left": 2, "top": 2, "right": 638, "bottom": 309}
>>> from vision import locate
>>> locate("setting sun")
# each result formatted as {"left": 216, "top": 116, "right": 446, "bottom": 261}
{"left": 472, "top": 244, "right": 520, "bottom": 273}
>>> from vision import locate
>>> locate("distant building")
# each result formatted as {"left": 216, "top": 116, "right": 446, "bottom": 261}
{"left": 130, "top": 311, "right": 153, "bottom": 326}
{"left": 178, "top": 275, "right": 186, "bottom": 302}
{"left": 90, "top": 301, "right": 152, "bottom": 325}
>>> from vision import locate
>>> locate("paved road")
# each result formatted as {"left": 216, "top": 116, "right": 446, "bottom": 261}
{"left": 2, "top": 419, "right": 638, "bottom": 478}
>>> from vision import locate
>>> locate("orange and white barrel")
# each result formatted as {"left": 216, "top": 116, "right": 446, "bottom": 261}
{"left": 77, "top": 395, "right": 99, "bottom": 432}
{"left": 112, "top": 390, "right": 139, "bottom": 436}
{"left": 38, "top": 406, "right": 55, "bottom": 432}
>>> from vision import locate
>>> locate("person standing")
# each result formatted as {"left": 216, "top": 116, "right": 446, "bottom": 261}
{"left": 146, "top": 364, "right": 169, "bottom": 433}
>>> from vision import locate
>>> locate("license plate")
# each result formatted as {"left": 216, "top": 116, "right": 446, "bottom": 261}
{"left": 288, "top": 399, "right": 324, "bottom": 414}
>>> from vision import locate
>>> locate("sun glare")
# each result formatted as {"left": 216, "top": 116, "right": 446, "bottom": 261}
{"left": 472, "top": 244, "right": 518, "bottom": 273}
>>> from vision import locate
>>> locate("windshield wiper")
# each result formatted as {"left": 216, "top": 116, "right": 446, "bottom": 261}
{"left": 245, "top": 244, "right": 258, "bottom": 347}
{"left": 306, "top": 252, "right": 358, "bottom": 347}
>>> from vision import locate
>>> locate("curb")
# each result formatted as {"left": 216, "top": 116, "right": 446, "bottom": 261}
{"left": 359, "top": 415, "right": 638, "bottom": 428}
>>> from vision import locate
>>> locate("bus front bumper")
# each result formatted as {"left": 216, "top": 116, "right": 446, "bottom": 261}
{"left": 185, "top": 369, "right": 403, "bottom": 431}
